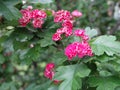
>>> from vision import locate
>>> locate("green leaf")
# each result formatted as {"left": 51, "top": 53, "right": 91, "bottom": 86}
{"left": 38, "top": 33, "right": 55, "bottom": 47}
{"left": 0, "top": 0, "right": 21, "bottom": 20}
{"left": 88, "top": 76, "right": 120, "bottom": 90}
{"left": 96, "top": 54, "right": 117, "bottom": 62}
{"left": 90, "top": 35, "right": 120, "bottom": 56}
{"left": 0, "top": 82, "right": 17, "bottom": 90}
{"left": 19, "top": 44, "right": 43, "bottom": 64}
{"left": 25, "top": 83, "right": 36, "bottom": 90}
{"left": 0, "top": 54, "right": 5, "bottom": 64}
{"left": 13, "top": 29, "right": 34, "bottom": 42}
{"left": 48, "top": 85, "right": 58, "bottom": 90}
{"left": 39, "top": 38, "right": 55, "bottom": 47}
{"left": 85, "top": 27, "right": 98, "bottom": 38}
{"left": 2, "top": 39, "right": 14, "bottom": 52}
{"left": 25, "top": 82, "right": 51, "bottom": 90}
{"left": 54, "top": 64, "right": 91, "bottom": 90}
{"left": 51, "top": 51, "right": 67, "bottom": 65}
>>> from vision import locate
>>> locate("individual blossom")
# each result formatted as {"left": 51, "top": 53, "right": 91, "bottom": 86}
{"left": 72, "top": 10, "right": 82, "bottom": 17}
{"left": 54, "top": 10, "right": 72, "bottom": 23}
{"left": 27, "top": 6, "right": 33, "bottom": 10}
{"left": 32, "top": 18, "right": 44, "bottom": 28}
{"left": 56, "top": 28, "right": 65, "bottom": 34}
{"left": 52, "top": 33, "right": 61, "bottom": 41}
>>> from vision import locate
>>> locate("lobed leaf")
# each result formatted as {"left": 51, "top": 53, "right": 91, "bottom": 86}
{"left": 90, "top": 35, "right": 120, "bottom": 56}
{"left": 54, "top": 64, "right": 91, "bottom": 90}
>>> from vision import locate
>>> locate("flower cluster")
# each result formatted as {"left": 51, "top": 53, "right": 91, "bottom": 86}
{"left": 44, "top": 63, "right": 55, "bottom": 80}
{"left": 52, "top": 10, "right": 73, "bottom": 41}
{"left": 44, "top": 63, "right": 60, "bottom": 84}
{"left": 19, "top": 6, "right": 47, "bottom": 28}
{"left": 52, "top": 10, "right": 82, "bottom": 41}
{"left": 65, "top": 30, "right": 93, "bottom": 60}
{"left": 74, "top": 30, "right": 89, "bottom": 41}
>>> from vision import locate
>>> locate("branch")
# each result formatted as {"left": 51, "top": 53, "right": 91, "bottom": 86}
{"left": 109, "top": 20, "right": 120, "bottom": 35}
{"left": 55, "top": 0, "right": 61, "bottom": 10}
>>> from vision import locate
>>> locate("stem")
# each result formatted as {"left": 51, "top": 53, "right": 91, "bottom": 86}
{"left": 55, "top": 0, "right": 61, "bottom": 10}
{"left": 109, "top": 20, "right": 120, "bottom": 35}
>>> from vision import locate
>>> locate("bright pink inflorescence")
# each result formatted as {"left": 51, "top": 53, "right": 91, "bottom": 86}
{"left": 44, "top": 63, "right": 60, "bottom": 84}
{"left": 19, "top": 6, "right": 47, "bottom": 28}
{"left": 54, "top": 10, "right": 72, "bottom": 23}
{"left": 52, "top": 10, "right": 74, "bottom": 41}
{"left": 65, "top": 30, "right": 93, "bottom": 60}
{"left": 44, "top": 63, "right": 55, "bottom": 80}
{"left": 74, "top": 30, "right": 89, "bottom": 41}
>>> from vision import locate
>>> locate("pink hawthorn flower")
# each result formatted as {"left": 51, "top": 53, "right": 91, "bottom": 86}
{"left": 52, "top": 27, "right": 73, "bottom": 41}
{"left": 54, "top": 10, "right": 72, "bottom": 22}
{"left": 19, "top": 17, "right": 30, "bottom": 27}
{"left": 65, "top": 41, "right": 93, "bottom": 60}
{"left": 52, "top": 33, "right": 61, "bottom": 41}
{"left": 62, "top": 20, "right": 73, "bottom": 29}
{"left": 77, "top": 42, "right": 93, "bottom": 58}
{"left": 72, "top": 10, "right": 82, "bottom": 17}
{"left": 27, "top": 6, "right": 33, "bottom": 10}
{"left": 19, "top": 8, "right": 47, "bottom": 28}
{"left": 44, "top": 70, "right": 55, "bottom": 80}
{"left": 44, "top": 63, "right": 55, "bottom": 80}
{"left": 80, "top": 41, "right": 93, "bottom": 56}
{"left": 74, "top": 29, "right": 85, "bottom": 37}
{"left": 74, "top": 29, "right": 89, "bottom": 41}
{"left": 56, "top": 28, "right": 65, "bottom": 34}
{"left": 31, "top": 9, "right": 47, "bottom": 19}
{"left": 63, "top": 27, "right": 73, "bottom": 37}
{"left": 82, "top": 35, "right": 89, "bottom": 41}
{"left": 45, "top": 63, "right": 55, "bottom": 70}
{"left": 32, "top": 18, "right": 44, "bottom": 28}
{"left": 65, "top": 42, "right": 78, "bottom": 60}
{"left": 44, "top": 63, "right": 61, "bottom": 84}
{"left": 19, "top": 8, "right": 31, "bottom": 26}
{"left": 20, "top": 9, "right": 31, "bottom": 18}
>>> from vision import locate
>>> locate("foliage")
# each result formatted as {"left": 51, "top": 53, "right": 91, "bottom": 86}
{"left": 0, "top": 0, "right": 120, "bottom": 90}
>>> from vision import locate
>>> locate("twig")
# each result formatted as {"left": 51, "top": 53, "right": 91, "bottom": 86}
{"left": 109, "top": 20, "right": 120, "bottom": 34}
{"left": 55, "top": 0, "right": 61, "bottom": 10}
